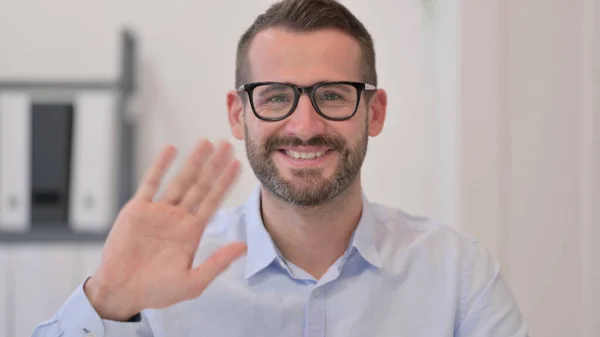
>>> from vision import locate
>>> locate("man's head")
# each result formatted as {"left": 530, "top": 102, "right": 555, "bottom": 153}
{"left": 227, "top": 0, "right": 387, "bottom": 207}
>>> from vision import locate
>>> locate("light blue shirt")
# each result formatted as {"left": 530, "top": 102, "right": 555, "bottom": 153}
{"left": 32, "top": 186, "right": 528, "bottom": 337}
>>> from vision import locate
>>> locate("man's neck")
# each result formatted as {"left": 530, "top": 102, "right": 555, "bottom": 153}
{"left": 259, "top": 181, "right": 364, "bottom": 280}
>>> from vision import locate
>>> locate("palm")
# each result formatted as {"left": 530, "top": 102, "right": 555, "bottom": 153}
{"left": 91, "top": 140, "right": 246, "bottom": 316}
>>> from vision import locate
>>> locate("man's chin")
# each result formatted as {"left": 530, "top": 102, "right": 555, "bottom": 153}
{"left": 276, "top": 164, "right": 336, "bottom": 179}
{"left": 277, "top": 189, "right": 333, "bottom": 206}
{"left": 279, "top": 172, "right": 331, "bottom": 188}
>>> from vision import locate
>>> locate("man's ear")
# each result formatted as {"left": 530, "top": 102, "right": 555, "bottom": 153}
{"left": 227, "top": 90, "right": 245, "bottom": 140}
{"left": 367, "top": 89, "right": 388, "bottom": 137}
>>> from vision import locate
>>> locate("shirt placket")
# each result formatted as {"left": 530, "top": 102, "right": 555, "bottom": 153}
{"left": 304, "top": 286, "right": 326, "bottom": 337}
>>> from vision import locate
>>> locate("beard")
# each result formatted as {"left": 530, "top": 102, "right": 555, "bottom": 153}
{"left": 244, "top": 122, "right": 368, "bottom": 207}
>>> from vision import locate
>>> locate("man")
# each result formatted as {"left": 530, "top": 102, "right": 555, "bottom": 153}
{"left": 32, "top": 0, "right": 527, "bottom": 336}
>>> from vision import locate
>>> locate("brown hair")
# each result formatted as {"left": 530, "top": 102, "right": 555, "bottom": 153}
{"left": 235, "top": 0, "right": 377, "bottom": 89}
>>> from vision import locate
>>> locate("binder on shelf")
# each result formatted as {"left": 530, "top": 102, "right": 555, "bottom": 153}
{"left": 0, "top": 92, "right": 31, "bottom": 232}
{"left": 69, "top": 92, "right": 119, "bottom": 233}
{"left": 30, "top": 103, "right": 74, "bottom": 228}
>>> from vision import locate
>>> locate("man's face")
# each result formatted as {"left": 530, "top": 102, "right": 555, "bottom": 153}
{"left": 244, "top": 113, "right": 368, "bottom": 207}
{"left": 229, "top": 28, "right": 384, "bottom": 206}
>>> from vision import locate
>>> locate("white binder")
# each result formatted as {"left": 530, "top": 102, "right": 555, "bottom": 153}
{"left": 69, "top": 92, "right": 119, "bottom": 232}
{"left": 0, "top": 92, "right": 31, "bottom": 232}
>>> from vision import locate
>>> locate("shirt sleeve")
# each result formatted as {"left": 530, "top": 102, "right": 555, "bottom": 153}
{"left": 30, "top": 279, "right": 153, "bottom": 337}
{"left": 456, "top": 239, "right": 530, "bottom": 337}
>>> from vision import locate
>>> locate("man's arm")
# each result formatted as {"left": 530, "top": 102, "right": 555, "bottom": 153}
{"left": 456, "top": 239, "right": 529, "bottom": 337}
{"left": 30, "top": 278, "right": 152, "bottom": 337}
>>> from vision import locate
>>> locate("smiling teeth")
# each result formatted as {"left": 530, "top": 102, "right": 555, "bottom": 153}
{"left": 285, "top": 151, "right": 325, "bottom": 159}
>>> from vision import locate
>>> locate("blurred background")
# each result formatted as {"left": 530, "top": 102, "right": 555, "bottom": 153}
{"left": 0, "top": 0, "right": 597, "bottom": 336}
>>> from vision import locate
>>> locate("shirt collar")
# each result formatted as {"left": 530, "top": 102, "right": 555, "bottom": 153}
{"left": 244, "top": 186, "right": 280, "bottom": 279}
{"left": 350, "top": 192, "right": 383, "bottom": 269}
{"left": 243, "top": 185, "right": 383, "bottom": 279}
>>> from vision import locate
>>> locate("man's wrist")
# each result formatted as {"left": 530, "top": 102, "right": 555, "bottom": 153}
{"left": 83, "top": 277, "right": 140, "bottom": 322}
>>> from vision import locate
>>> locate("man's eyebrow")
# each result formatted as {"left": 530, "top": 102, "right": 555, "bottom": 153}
{"left": 255, "top": 84, "right": 290, "bottom": 97}
{"left": 320, "top": 84, "right": 354, "bottom": 93}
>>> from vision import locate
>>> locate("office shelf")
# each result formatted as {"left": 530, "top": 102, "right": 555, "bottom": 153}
{"left": 0, "top": 226, "right": 109, "bottom": 244}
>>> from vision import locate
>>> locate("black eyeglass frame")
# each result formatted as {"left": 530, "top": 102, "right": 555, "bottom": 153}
{"left": 236, "top": 81, "right": 377, "bottom": 122}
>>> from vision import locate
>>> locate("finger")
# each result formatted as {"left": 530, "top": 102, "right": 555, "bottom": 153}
{"left": 186, "top": 242, "right": 247, "bottom": 298}
{"left": 159, "top": 139, "right": 214, "bottom": 205}
{"left": 194, "top": 158, "right": 241, "bottom": 220}
{"left": 134, "top": 145, "right": 177, "bottom": 202}
{"left": 179, "top": 141, "right": 235, "bottom": 212}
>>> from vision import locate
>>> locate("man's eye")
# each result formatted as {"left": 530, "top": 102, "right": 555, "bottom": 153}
{"left": 268, "top": 95, "right": 289, "bottom": 103}
{"left": 321, "top": 93, "right": 341, "bottom": 100}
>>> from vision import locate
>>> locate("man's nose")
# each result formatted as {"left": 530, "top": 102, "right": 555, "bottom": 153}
{"left": 282, "top": 95, "right": 326, "bottom": 140}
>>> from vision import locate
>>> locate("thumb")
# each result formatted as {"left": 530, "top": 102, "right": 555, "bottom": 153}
{"left": 185, "top": 242, "right": 248, "bottom": 298}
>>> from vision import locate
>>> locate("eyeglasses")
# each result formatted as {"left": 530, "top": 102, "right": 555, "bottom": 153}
{"left": 237, "top": 81, "right": 377, "bottom": 122}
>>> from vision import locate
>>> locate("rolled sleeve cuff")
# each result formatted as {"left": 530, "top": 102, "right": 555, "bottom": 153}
{"left": 56, "top": 278, "right": 142, "bottom": 337}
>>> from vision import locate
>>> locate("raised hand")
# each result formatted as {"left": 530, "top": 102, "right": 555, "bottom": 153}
{"left": 84, "top": 139, "right": 247, "bottom": 321}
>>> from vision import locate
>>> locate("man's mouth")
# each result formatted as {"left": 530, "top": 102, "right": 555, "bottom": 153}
{"left": 282, "top": 150, "right": 327, "bottom": 159}
{"left": 275, "top": 148, "right": 334, "bottom": 160}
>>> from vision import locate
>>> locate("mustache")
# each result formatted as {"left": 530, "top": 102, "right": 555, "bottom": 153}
{"left": 264, "top": 135, "right": 346, "bottom": 153}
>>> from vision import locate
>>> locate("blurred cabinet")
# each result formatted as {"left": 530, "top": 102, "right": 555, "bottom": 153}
{"left": 13, "top": 245, "right": 77, "bottom": 337}
{"left": 0, "top": 29, "right": 138, "bottom": 240}
{"left": 72, "top": 244, "right": 104, "bottom": 292}
{"left": 0, "top": 248, "right": 8, "bottom": 337}
{"left": 0, "top": 244, "right": 103, "bottom": 337}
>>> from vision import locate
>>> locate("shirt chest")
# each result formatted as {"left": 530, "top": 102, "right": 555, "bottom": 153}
{"left": 146, "top": 267, "right": 459, "bottom": 337}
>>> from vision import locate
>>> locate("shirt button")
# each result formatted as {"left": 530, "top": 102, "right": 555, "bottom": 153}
{"left": 83, "top": 328, "right": 95, "bottom": 337}
{"left": 312, "top": 288, "right": 321, "bottom": 297}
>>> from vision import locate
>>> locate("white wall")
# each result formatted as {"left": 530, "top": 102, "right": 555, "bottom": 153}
{"left": 459, "top": 0, "right": 600, "bottom": 336}
{"left": 593, "top": 0, "right": 600, "bottom": 333}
